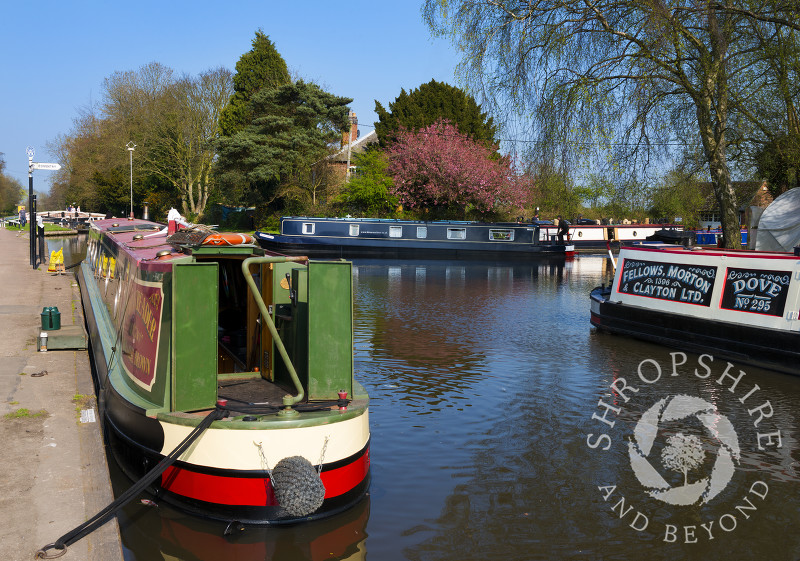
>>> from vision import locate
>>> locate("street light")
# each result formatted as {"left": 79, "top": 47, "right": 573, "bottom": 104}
{"left": 345, "top": 112, "right": 357, "bottom": 181}
{"left": 126, "top": 141, "right": 136, "bottom": 218}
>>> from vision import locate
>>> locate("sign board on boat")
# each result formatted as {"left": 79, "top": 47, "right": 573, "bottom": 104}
{"left": 617, "top": 258, "right": 717, "bottom": 306}
{"left": 720, "top": 267, "right": 791, "bottom": 317}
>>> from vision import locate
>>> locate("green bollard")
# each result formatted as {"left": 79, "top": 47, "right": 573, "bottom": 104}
{"left": 40, "top": 307, "right": 52, "bottom": 331}
{"left": 50, "top": 307, "right": 61, "bottom": 330}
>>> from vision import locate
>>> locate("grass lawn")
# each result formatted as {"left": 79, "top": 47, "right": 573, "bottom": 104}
{"left": 3, "top": 221, "right": 75, "bottom": 233}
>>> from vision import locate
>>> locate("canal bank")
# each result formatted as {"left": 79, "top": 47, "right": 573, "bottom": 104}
{"left": 0, "top": 228, "right": 122, "bottom": 561}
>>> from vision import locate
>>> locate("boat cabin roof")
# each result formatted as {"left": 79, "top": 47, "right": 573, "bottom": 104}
{"left": 622, "top": 244, "right": 799, "bottom": 261}
{"left": 91, "top": 218, "right": 266, "bottom": 263}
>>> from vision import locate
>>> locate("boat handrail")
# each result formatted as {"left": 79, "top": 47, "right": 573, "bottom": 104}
{"left": 241, "top": 255, "right": 308, "bottom": 415}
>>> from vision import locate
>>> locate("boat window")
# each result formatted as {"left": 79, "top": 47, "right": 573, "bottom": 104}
{"left": 417, "top": 226, "right": 427, "bottom": 239}
{"left": 489, "top": 229, "right": 514, "bottom": 241}
{"left": 349, "top": 224, "right": 360, "bottom": 236}
{"left": 447, "top": 228, "right": 467, "bottom": 240}
{"left": 389, "top": 226, "right": 402, "bottom": 238}
{"left": 302, "top": 223, "right": 315, "bottom": 235}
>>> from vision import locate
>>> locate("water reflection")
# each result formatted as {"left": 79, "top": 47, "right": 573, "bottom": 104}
{"left": 400, "top": 337, "right": 800, "bottom": 560}
{"left": 111, "top": 454, "right": 369, "bottom": 561}
{"left": 45, "top": 234, "right": 87, "bottom": 269}
{"left": 52, "top": 239, "right": 798, "bottom": 561}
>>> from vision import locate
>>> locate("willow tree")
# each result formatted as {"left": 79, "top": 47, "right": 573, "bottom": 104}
{"left": 424, "top": 1, "right": 800, "bottom": 248}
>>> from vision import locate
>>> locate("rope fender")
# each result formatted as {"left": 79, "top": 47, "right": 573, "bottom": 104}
{"left": 35, "top": 407, "right": 227, "bottom": 559}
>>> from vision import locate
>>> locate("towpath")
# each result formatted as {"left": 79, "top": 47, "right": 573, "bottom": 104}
{"left": 0, "top": 228, "right": 122, "bottom": 561}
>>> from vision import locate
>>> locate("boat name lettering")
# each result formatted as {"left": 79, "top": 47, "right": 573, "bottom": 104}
{"left": 135, "top": 291, "right": 160, "bottom": 342}
{"left": 121, "top": 281, "right": 163, "bottom": 390}
{"left": 720, "top": 268, "right": 791, "bottom": 317}
{"left": 133, "top": 348, "right": 151, "bottom": 377}
{"left": 619, "top": 259, "right": 716, "bottom": 306}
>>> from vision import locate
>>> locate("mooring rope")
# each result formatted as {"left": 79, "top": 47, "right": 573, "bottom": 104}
{"left": 35, "top": 407, "right": 227, "bottom": 559}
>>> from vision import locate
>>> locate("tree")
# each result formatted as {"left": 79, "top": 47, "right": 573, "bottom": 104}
{"left": 375, "top": 79, "right": 498, "bottom": 149}
{"left": 661, "top": 433, "right": 706, "bottom": 486}
{"left": 219, "top": 31, "right": 290, "bottom": 138}
{"left": 0, "top": 154, "right": 24, "bottom": 214}
{"left": 649, "top": 169, "right": 706, "bottom": 227}
{"left": 386, "top": 119, "right": 525, "bottom": 218}
{"left": 215, "top": 80, "right": 352, "bottom": 208}
{"left": 338, "top": 148, "right": 397, "bottom": 215}
{"left": 143, "top": 68, "right": 233, "bottom": 218}
{"left": 423, "top": 1, "right": 800, "bottom": 248}
{"left": 49, "top": 63, "right": 231, "bottom": 219}
{"left": 754, "top": 133, "right": 799, "bottom": 198}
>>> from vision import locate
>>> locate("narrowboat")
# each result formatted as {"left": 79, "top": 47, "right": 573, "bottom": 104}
{"left": 254, "top": 216, "right": 574, "bottom": 259}
{"left": 77, "top": 218, "right": 370, "bottom": 524}
{"left": 536, "top": 221, "right": 683, "bottom": 249}
{"left": 590, "top": 244, "right": 800, "bottom": 375}
{"left": 693, "top": 229, "right": 748, "bottom": 246}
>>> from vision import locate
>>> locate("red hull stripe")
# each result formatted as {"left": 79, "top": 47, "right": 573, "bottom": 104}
{"left": 160, "top": 448, "right": 369, "bottom": 507}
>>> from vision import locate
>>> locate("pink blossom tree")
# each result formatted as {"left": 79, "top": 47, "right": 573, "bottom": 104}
{"left": 386, "top": 119, "right": 526, "bottom": 218}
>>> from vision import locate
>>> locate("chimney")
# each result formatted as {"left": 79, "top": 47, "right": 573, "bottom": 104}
{"left": 342, "top": 112, "right": 358, "bottom": 146}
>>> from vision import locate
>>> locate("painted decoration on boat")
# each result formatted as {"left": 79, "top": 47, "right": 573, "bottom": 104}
{"left": 618, "top": 258, "right": 717, "bottom": 306}
{"left": 121, "top": 278, "right": 164, "bottom": 390}
{"left": 720, "top": 267, "right": 792, "bottom": 316}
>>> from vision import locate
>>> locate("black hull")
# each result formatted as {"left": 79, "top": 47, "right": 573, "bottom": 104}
{"left": 590, "top": 287, "right": 800, "bottom": 375}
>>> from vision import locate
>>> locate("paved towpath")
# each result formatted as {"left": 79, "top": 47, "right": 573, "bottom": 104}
{"left": 0, "top": 227, "right": 122, "bottom": 561}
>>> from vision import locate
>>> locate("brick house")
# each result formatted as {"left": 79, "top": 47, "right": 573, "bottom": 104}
{"left": 697, "top": 180, "right": 773, "bottom": 229}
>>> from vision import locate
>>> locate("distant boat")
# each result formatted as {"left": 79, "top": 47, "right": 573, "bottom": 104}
{"left": 254, "top": 216, "right": 574, "bottom": 259}
{"left": 535, "top": 221, "right": 683, "bottom": 249}
{"left": 77, "top": 218, "right": 370, "bottom": 523}
{"left": 590, "top": 244, "right": 800, "bottom": 375}
{"left": 692, "top": 229, "right": 748, "bottom": 246}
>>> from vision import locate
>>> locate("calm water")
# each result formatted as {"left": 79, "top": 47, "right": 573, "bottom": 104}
{"left": 50, "top": 235, "right": 799, "bottom": 561}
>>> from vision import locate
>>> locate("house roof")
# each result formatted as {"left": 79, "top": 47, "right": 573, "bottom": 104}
{"left": 698, "top": 180, "right": 772, "bottom": 211}
{"left": 328, "top": 130, "right": 379, "bottom": 163}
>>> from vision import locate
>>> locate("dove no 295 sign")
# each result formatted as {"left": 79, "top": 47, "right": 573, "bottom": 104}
{"left": 720, "top": 268, "right": 791, "bottom": 316}
{"left": 618, "top": 259, "right": 717, "bottom": 306}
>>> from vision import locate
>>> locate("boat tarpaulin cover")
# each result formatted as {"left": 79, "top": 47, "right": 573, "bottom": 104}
{"left": 755, "top": 187, "right": 800, "bottom": 252}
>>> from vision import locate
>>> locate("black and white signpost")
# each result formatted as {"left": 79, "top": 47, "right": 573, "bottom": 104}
{"left": 26, "top": 147, "right": 61, "bottom": 268}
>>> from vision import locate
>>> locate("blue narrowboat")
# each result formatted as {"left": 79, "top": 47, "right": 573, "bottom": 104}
{"left": 254, "top": 217, "right": 575, "bottom": 259}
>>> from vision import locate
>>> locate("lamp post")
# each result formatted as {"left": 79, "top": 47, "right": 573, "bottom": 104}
{"left": 345, "top": 113, "right": 357, "bottom": 181}
{"left": 126, "top": 141, "right": 136, "bottom": 218}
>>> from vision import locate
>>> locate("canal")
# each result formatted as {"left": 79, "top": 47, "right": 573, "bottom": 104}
{"left": 50, "top": 237, "right": 800, "bottom": 560}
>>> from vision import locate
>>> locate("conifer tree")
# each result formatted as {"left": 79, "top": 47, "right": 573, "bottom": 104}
{"left": 218, "top": 31, "right": 290, "bottom": 137}
{"left": 375, "top": 80, "right": 498, "bottom": 150}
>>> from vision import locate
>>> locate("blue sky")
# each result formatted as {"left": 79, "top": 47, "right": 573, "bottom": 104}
{"left": 1, "top": 1, "right": 462, "bottom": 190}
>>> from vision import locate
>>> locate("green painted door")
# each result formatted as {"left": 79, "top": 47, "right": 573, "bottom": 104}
{"left": 172, "top": 262, "right": 218, "bottom": 411}
{"left": 307, "top": 261, "right": 353, "bottom": 400}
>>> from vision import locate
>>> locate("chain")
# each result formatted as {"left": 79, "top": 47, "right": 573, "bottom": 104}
{"left": 317, "top": 436, "right": 330, "bottom": 475}
{"left": 253, "top": 441, "right": 275, "bottom": 491}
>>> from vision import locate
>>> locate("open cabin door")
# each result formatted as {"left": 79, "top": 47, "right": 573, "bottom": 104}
{"left": 172, "top": 261, "right": 218, "bottom": 412}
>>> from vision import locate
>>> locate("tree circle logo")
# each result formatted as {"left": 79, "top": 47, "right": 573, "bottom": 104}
{"left": 628, "top": 394, "right": 740, "bottom": 506}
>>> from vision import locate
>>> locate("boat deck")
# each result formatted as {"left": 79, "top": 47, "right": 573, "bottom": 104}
{"left": 217, "top": 375, "right": 295, "bottom": 409}
{"left": 213, "top": 375, "right": 351, "bottom": 416}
